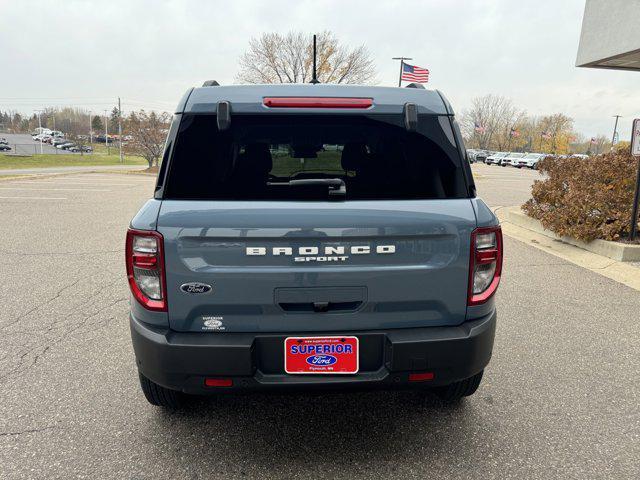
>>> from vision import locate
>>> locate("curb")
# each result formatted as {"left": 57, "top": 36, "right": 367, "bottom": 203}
{"left": 496, "top": 206, "right": 640, "bottom": 292}
{"left": 502, "top": 206, "right": 640, "bottom": 262}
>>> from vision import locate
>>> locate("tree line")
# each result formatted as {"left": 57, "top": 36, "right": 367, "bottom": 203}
{"left": 460, "top": 94, "right": 611, "bottom": 155}
{"left": 0, "top": 106, "right": 170, "bottom": 168}
{"left": 0, "top": 107, "right": 122, "bottom": 136}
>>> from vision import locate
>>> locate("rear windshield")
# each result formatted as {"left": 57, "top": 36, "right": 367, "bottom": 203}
{"left": 164, "top": 114, "right": 468, "bottom": 201}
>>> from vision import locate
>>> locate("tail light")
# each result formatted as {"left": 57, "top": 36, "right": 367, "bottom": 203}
{"left": 468, "top": 226, "right": 503, "bottom": 306}
{"left": 126, "top": 229, "right": 167, "bottom": 311}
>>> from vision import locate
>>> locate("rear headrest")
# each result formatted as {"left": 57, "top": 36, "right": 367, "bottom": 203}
{"left": 341, "top": 143, "right": 368, "bottom": 171}
{"left": 242, "top": 143, "right": 272, "bottom": 174}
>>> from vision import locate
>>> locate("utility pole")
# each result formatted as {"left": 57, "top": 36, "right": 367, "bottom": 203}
{"left": 35, "top": 109, "right": 43, "bottom": 154}
{"left": 392, "top": 57, "right": 412, "bottom": 87}
{"left": 104, "top": 109, "right": 110, "bottom": 155}
{"left": 118, "top": 97, "right": 123, "bottom": 163}
{"left": 611, "top": 114, "right": 622, "bottom": 149}
{"left": 88, "top": 111, "right": 93, "bottom": 145}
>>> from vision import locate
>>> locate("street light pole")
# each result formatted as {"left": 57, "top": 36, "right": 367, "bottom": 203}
{"left": 104, "top": 109, "right": 109, "bottom": 155}
{"left": 118, "top": 97, "right": 123, "bottom": 163}
{"left": 611, "top": 114, "right": 622, "bottom": 149}
{"left": 392, "top": 57, "right": 412, "bottom": 87}
{"left": 35, "top": 110, "right": 43, "bottom": 154}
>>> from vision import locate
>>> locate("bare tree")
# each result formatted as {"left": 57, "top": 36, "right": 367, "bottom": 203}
{"left": 460, "top": 95, "right": 525, "bottom": 151}
{"left": 66, "top": 117, "right": 90, "bottom": 156}
{"left": 236, "top": 31, "right": 376, "bottom": 84}
{"left": 125, "top": 110, "right": 171, "bottom": 168}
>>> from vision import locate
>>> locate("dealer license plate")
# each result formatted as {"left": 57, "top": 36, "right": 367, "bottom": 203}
{"left": 284, "top": 336, "right": 359, "bottom": 374}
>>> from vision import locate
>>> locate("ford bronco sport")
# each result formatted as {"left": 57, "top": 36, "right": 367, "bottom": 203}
{"left": 127, "top": 82, "right": 502, "bottom": 408}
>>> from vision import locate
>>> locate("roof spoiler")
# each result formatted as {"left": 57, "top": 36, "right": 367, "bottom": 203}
{"left": 202, "top": 80, "right": 220, "bottom": 87}
{"left": 405, "top": 83, "right": 425, "bottom": 89}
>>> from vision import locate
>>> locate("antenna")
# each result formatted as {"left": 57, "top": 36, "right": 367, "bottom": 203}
{"left": 310, "top": 34, "right": 319, "bottom": 84}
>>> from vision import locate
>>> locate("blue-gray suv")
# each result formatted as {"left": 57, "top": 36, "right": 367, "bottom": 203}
{"left": 126, "top": 82, "right": 502, "bottom": 408}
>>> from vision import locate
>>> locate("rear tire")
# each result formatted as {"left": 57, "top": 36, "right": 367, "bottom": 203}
{"left": 138, "top": 372, "right": 183, "bottom": 409}
{"left": 432, "top": 370, "right": 483, "bottom": 403}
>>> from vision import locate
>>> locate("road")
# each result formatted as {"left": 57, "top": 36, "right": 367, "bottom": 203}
{"left": 0, "top": 166, "right": 638, "bottom": 479}
{"left": 472, "top": 162, "right": 541, "bottom": 207}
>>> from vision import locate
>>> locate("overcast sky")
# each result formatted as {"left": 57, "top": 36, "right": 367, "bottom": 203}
{"left": 1, "top": 0, "right": 638, "bottom": 139}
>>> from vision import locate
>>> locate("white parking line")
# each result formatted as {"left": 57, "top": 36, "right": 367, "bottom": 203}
{"left": 0, "top": 196, "right": 67, "bottom": 200}
{"left": 0, "top": 187, "right": 111, "bottom": 192}
{"left": 4, "top": 181, "right": 139, "bottom": 187}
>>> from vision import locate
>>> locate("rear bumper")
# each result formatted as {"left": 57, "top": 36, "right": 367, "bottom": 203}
{"left": 130, "top": 311, "right": 496, "bottom": 394}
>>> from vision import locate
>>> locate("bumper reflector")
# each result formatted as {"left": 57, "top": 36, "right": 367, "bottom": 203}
{"left": 408, "top": 372, "right": 435, "bottom": 382}
{"left": 204, "top": 378, "right": 233, "bottom": 387}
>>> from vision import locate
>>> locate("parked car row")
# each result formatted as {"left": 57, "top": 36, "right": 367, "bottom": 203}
{"left": 31, "top": 131, "right": 93, "bottom": 153}
{"left": 55, "top": 142, "right": 93, "bottom": 152}
{"left": 32, "top": 131, "right": 64, "bottom": 144}
{"left": 467, "top": 149, "right": 547, "bottom": 169}
{"left": 485, "top": 151, "right": 547, "bottom": 169}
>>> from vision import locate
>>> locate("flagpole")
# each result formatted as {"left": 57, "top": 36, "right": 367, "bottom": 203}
{"left": 392, "top": 57, "right": 412, "bottom": 87}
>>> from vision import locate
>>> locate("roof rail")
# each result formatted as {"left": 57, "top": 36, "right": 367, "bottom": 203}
{"left": 202, "top": 80, "right": 220, "bottom": 87}
{"left": 405, "top": 83, "right": 425, "bottom": 89}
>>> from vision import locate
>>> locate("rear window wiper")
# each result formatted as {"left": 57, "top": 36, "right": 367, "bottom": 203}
{"left": 268, "top": 178, "right": 346, "bottom": 200}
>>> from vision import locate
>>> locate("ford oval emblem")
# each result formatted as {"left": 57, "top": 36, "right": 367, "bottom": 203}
{"left": 180, "top": 282, "right": 212, "bottom": 294}
{"left": 306, "top": 355, "right": 337, "bottom": 366}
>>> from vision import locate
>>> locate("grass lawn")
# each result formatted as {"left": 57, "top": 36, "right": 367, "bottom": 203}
{"left": 270, "top": 150, "right": 344, "bottom": 177}
{"left": 0, "top": 153, "right": 147, "bottom": 170}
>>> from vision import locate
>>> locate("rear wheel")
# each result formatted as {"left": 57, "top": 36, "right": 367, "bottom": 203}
{"left": 138, "top": 372, "right": 183, "bottom": 409}
{"left": 431, "top": 370, "right": 483, "bottom": 402}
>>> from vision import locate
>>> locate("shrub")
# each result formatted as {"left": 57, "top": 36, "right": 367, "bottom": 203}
{"left": 522, "top": 150, "right": 640, "bottom": 242}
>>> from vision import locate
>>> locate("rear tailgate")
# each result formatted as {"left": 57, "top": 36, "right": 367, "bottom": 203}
{"left": 157, "top": 199, "right": 476, "bottom": 333}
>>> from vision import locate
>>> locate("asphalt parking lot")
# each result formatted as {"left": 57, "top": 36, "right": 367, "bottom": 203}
{"left": 0, "top": 133, "right": 84, "bottom": 155}
{"left": 1, "top": 166, "right": 638, "bottom": 479}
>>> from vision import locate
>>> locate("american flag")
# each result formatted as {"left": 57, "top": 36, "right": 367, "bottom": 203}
{"left": 401, "top": 62, "right": 429, "bottom": 83}
{"left": 474, "top": 122, "right": 485, "bottom": 134}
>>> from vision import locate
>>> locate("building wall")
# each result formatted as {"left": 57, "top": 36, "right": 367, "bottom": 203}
{"left": 576, "top": 0, "right": 640, "bottom": 67}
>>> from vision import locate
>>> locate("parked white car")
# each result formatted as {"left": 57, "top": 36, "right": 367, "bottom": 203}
{"left": 485, "top": 152, "right": 509, "bottom": 165}
{"left": 513, "top": 153, "right": 546, "bottom": 169}
{"left": 503, "top": 152, "right": 526, "bottom": 167}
